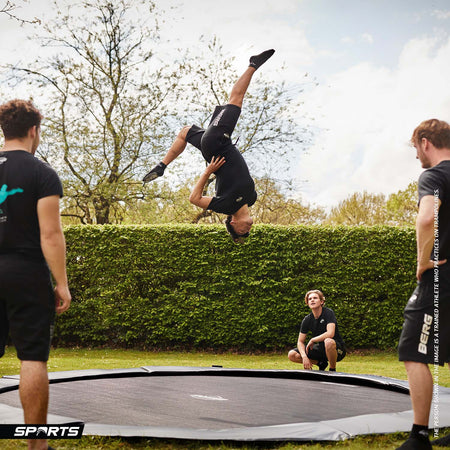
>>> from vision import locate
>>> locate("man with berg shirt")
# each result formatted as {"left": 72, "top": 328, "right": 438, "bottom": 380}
{"left": 397, "top": 119, "right": 450, "bottom": 450}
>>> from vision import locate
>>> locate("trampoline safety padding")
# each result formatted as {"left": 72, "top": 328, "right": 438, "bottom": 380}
{"left": 1, "top": 366, "right": 450, "bottom": 441}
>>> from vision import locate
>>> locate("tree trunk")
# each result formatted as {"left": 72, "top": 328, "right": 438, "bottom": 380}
{"left": 94, "top": 198, "right": 111, "bottom": 224}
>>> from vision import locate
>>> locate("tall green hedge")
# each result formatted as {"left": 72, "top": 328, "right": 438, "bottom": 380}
{"left": 55, "top": 224, "right": 417, "bottom": 351}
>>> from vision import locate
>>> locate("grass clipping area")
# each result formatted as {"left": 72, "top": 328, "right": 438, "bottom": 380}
{"left": 1, "top": 348, "right": 449, "bottom": 449}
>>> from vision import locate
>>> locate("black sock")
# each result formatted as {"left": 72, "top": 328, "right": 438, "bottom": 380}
{"left": 329, "top": 368, "right": 336, "bottom": 371}
{"left": 249, "top": 49, "right": 275, "bottom": 70}
{"left": 410, "top": 424, "right": 429, "bottom": 441}
{"left": 142, "top": 161, "right": 166, "bottom": 182}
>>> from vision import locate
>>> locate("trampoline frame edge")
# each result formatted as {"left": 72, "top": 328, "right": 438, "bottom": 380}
{"left": 1, "top": 366, "right": 450, "bottom": 442}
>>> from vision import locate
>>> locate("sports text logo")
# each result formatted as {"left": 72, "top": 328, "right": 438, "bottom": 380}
{"left": 0, "top": 423, "right": 84, "bottom": 439}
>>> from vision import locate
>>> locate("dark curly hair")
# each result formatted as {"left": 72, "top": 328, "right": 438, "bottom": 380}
{"left": 0, "top": 99, "right": 42, "bottom": 139}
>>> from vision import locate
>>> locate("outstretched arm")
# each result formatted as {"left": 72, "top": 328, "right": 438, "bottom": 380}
{"left": 189, "top": 156, "right": 226, "bottom": 209}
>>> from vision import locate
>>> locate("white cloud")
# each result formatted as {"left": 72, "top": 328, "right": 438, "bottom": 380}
{"left": 341, "top": 36, "right": 354, "bottom": 44}
{"left": 431, "top": 9, "right": 450, "bottom": 20}
{"left": 340, "top": 33, "right": 373, "bottom": 46}
{"left": 361, "top": 33, "right": 374, "bottom": 44}
{"left": 158, "top": 0, "right": 315, "bottom": 84}
{"left": 297, "top": 36, "right": 450, "bottom": 208}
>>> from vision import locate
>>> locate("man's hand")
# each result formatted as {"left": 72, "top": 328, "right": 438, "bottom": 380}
{"left": 54, "top": 284, "right": 71, "bottom": 314}
{"left": 306, "top": 338, "right": 315, "bottom": 353}
{"left": 302, "top": 339, "right": 316, "bottom": 370}
{"left": 417, "top": 259, "right": 447, "bottom": 281}
{"left": 302, "top": 355, "right": 313, "bottom": 370}
{"left": 204, "top": 156, "right": 226, "bottom": 175}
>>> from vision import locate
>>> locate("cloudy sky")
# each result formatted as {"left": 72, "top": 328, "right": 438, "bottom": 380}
{"left": 1, "top": 0, "right": 449, "bottom": 209}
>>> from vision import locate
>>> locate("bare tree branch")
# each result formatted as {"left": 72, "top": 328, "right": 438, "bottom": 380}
{"left": 0, "top": 1, "right": 40, "bottom": 25}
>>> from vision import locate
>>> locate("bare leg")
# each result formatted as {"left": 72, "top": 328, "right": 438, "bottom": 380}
{"left": 228, "top": 49, "right": 275, "bottom": 108}
{"left": 143, "top": 126, "right": 190, "bottom": 182}
{"left": 161, "top": 126, "right": 190, "bottom": 166}
{"left": 324, "top": 338, "right": 338, "bottom": 370}
{"left": 287, "top": 350, "right": 319, "bottom": 369}
{"left": 20, "top": 360, "right": 49, "bottom": 450}
{"left": 288, "top": 349, "right": 302, "bottom": 363}
{"left": 228, "top": 67, "right": 256, "bottom": 108}
{"left": 404, "top": 361, "right": 433, "bottom": 425}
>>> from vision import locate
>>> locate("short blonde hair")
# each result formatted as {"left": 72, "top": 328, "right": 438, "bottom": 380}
{"left": 304, "top": 289, "right": 325, "bottom": 305}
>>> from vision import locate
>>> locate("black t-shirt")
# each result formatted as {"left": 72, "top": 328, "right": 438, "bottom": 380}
{"left": 418, "top": 160, "right": 450, "bottom": 260}
{"left": 0, "top": 150, "right": 63, "bottom": 260}
{"left": 300, "top": 307, "right": 344, "bottom": 345}
{"left": 207, "top": 144, "right": 257, "bottom": 215}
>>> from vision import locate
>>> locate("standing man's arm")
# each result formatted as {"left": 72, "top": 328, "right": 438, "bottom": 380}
{"left": 37, "top": 195, "right": 71, "bottom": 314}
{"left": 416, "top": 195, "right": 446, "bottom": 280}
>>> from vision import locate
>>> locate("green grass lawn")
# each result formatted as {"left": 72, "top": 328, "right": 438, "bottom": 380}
{"left": 1, "top": 347, "right": 449, "bottom": 449}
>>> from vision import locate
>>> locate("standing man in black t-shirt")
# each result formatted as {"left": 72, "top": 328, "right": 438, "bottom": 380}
{"left": 288, "top": 290, "right": 346, "bottom": 371}
{"left": 0, "top": 99, "right": 71, "bottom": 450}
{"left": 397, "top": 119, "right": 450, "bottom": 450}
{"left": 143, "top": 49, "right": 275, "bottom": 243}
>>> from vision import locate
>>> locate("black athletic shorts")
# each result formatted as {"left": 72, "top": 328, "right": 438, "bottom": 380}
{"left": 0, "top": 254, "right": 55, "bottom": 362}
{"left": 293, "top": 340, "right": 346, "bottom": 363}
{"left": 398, "top": 263, "right": 450, "bottom": 365}
{"left": 186, "top": 104, "right": 241, "bottom": 161}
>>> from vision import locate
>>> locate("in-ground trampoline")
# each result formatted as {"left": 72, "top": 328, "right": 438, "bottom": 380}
{"left": 1, "top": 366, "right": 450, "bottom": 442}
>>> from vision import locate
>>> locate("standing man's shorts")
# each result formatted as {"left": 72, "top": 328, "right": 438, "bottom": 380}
{"left": 292, "top": 340, "right": 346, "bottom": 363}
{"left": 186, "top": 104, "right": 242, "bottom": 161}
{"left": 398, "top": 263, "right": 450, "bottom": 365}
{"left": 0, "top": 255, "right": 55, "bottom": 362}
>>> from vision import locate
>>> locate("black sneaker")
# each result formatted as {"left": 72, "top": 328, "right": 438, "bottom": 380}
{"left": 396, "top": 436, "right": 432, "bottom": 449}
{"left": 431, "top": 433, "right": 450, "bottom": 446}
{"left": 318, "top": 361, "right": 328, "bottom": 371}
{"left": 249, "top": 49, "right": 275, "bottom": 70}
{"left": 143, "top": 162, "right": 166, "bottom": 183}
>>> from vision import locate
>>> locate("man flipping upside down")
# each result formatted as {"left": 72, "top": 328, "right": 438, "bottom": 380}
{"left": 143, "top": 49, "right": 275, "bottom": 243}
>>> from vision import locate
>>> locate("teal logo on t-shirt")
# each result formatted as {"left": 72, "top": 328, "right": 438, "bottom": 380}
{"left": 0, "top": 184, "right": 24, "bottom": 205}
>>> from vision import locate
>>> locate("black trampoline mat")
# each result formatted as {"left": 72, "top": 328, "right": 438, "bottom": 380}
{"left": 0, "top": 375, "right": 413, "bottom": 428}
